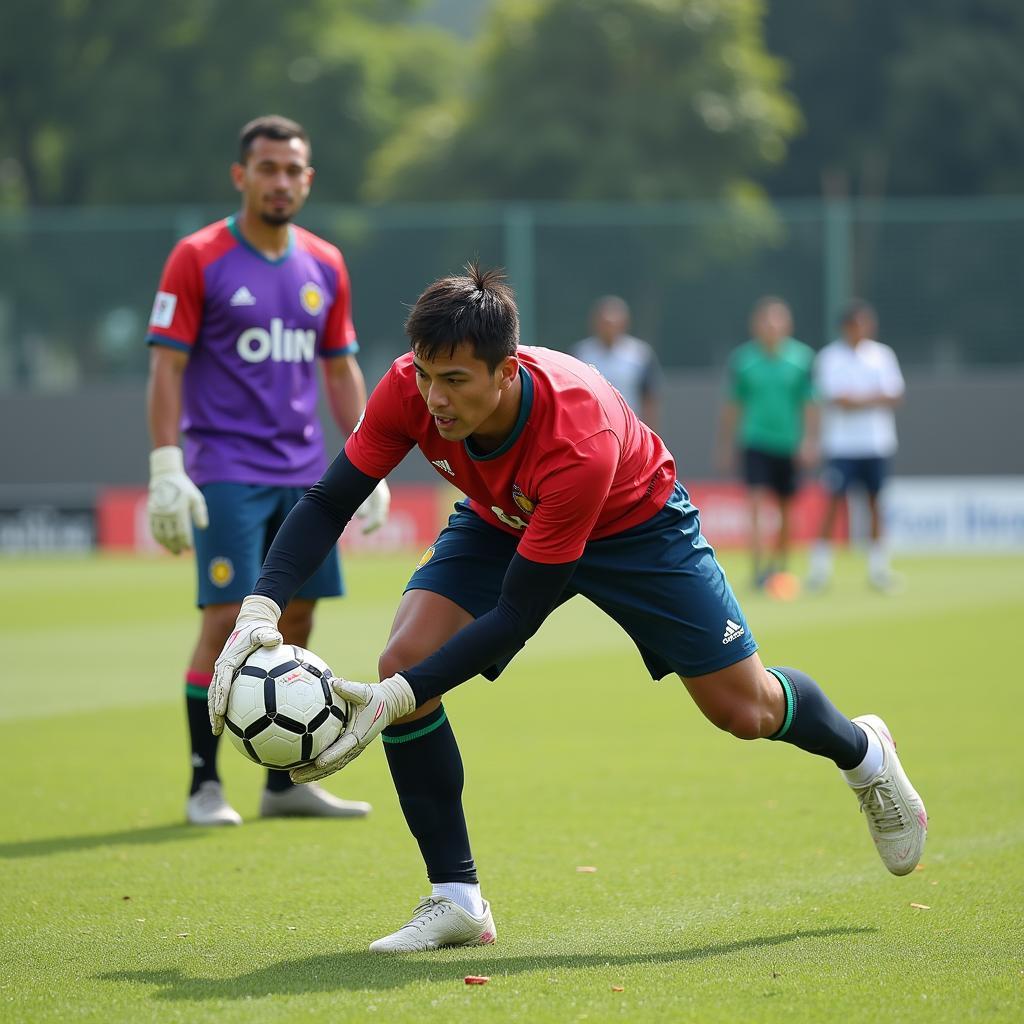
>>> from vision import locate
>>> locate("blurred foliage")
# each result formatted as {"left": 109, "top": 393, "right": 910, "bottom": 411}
{"left": 764, "top": 0, "right": 1024, "bottom": 196}
{"left": 0, "top": 0, "right": 463, "bottom": 206}
{"left": 369, "top": 0, "right": 799, "bottom": 201}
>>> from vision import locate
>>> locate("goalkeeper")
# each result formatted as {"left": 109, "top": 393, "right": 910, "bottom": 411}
{"left": 212, "top": 263, "right": 927, "bottom": 953}
{"left": 145, "top": 115, "right": 387, "bottom": 827}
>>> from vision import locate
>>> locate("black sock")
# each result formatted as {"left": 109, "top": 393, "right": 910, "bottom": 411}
{"left": 265, "top": 769, "right": 294, "bottom": 792}
{"left": 382, "top": 704, "right": 477, "bottom": 884}
{"left": 767, "top": 666, "right": 868, "bottom": 770}
{"left": 185, "top": 673, "right": 218, "bottom": 794}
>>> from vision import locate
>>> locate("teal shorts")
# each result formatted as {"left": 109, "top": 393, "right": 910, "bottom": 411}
{"left": 406, "top": 481, "right": 757, "bottom": 680}
{"left": 194, "top": 482, "right": 343, "bottom": 608}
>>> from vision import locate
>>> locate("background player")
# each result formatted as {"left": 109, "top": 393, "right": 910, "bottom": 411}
{"left": 572, "top": 295, "right": 662, "bottom": 429}
{"left": 807, "top": 300, "right": 905, "bottom": 591}
{"left": 716, "top": 296, "right": 817, "bottom": 588}
{"left": 146, "top": 115, "right": 388, "bottom": 825}
{"left": 209, "top": 265, "right": 926, "bottom": 951}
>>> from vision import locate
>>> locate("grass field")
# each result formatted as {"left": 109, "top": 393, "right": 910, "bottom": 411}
{"left": 2, "top": 550, "right": 1022, "bottom": 1023}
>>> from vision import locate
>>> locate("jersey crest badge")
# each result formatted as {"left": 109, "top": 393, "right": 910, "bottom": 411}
{"left": 299, "top": 282, "right": 325, "bottom": 316}
{"left": 512, "top": 484, "right": 536, "bottom": 516}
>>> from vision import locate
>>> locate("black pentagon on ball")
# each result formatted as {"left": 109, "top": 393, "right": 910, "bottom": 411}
{"left": 307, "top": 706, "right": 331, "bottom": 732}
{"left": 238, "top": 664, "right": 268, "bottom": 679}
{"left": 301, "top": 660, "right": 324, "bottom": 679}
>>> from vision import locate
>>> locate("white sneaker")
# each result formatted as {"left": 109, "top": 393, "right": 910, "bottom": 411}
{"left": 848, "top": 715, "right": 927, "bottom": 875}
{"left": 369, "top": 896, "right": 496, "bottom": 953}
{"left": 260, "top": 782, "right": 372, "bottom": 819}
{"left": 868, "top": 568, "right": 904, "bottom": 593}
{"left": 186, "top": 781, "right": 242, "bottom": 826}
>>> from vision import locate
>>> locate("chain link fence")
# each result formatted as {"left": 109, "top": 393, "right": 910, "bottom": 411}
{"left": 1, "top": 197, "right": 1022, "bottom": 393}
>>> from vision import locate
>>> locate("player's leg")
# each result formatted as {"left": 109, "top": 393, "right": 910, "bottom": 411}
{"left": 259, "top": 488, "right": 370, "bottom": 818}
{"left": 772, "top": 453, "right": 798, "bottom": 572}
{"left": 682, "top": 656, "right": 925, "bottom": 874}
{"left": 184, "top": 600, "right": 244, "bottom": 825}
{"left": 741, "top": 449, "right": 770, "bottom": 585}
{"left": 861, "top": 458, "right": 897, "bottom": 590}
{"left": 184, "top": 481, "right": 275, "bottom": 825}
{"left": 367, "top": 506, "right": 516, "bottom": 952}
{"left": 573, "top": 480, "right": 925, "bottom": 875}
{"left": 808, "top": 458, "right": 848, "bottom": 590}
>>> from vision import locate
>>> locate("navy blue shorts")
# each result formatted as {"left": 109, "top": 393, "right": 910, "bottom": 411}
{"left": 821, "top": 457, "right": 889, "bottom": 498}
{"left": 405, "top": 480, "right": 757, "bottom": 681}
{"left": 742, "top": 447, "right": 798, "bottom": 498}
{"left": 194, "top": 483, "right": 343, "bottom": 608}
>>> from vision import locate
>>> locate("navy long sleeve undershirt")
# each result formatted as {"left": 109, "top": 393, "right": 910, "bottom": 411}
{"left": 253, "top": 450, "right": 579, "bottom": 707}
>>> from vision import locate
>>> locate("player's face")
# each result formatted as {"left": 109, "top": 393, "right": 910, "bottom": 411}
{"left": 232, "top": 136, "right": 313, "bottom": 225}
{"left": 412, "top": 342, "right": 520, "bottom": 446}
{"left": 753, "top": 304, "right": 791, "bottom": 346}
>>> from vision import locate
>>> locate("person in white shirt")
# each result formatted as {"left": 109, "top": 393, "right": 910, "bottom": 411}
{"left": 573, "top": 296, "right": 661, "bottom": 429}
{"left": 807, "top": 300, "right": 905, "bottom": 591}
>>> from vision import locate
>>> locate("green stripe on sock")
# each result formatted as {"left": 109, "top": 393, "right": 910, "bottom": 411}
{"left": 381, "top": 708, "right": 448, "bottom": 744}
{"left": 185, "top": 684, "right": 209, "bottom": 701}
{"left": 767, "top": 668, "right": 795, "bottom": 739}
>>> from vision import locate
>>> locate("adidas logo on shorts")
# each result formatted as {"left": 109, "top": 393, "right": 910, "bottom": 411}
{"left": 722, "top": 619, "right": 745, "bottom": 644}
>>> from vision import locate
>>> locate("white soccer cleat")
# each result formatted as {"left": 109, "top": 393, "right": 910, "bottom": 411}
{"left": 369, "top": 896, "right": 497, "bottom": 953}
{"left": 848, "top": 714, "right": 927, "bottom": 875}
{"left": 186, "top": 781, "right": 242, "bottom": 826}
{"left": 259, "top": 782, "right": 372, "bottom": 819}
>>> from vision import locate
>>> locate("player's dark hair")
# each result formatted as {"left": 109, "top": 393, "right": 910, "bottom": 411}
{"left": 239, "top": 115, "right": 310, "bottom": 163}
{"left": 839, "top": 298, "right": 876, "bottom": 326}
{"left": 751, "top": 295, "right": 790, "bottom": 318}
{"left": 405, "top": 262, "right": 519, "bottom": 371}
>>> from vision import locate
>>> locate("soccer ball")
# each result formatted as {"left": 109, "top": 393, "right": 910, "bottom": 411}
{"left": 224, "top": 644, "right": 347, "bottom": 769}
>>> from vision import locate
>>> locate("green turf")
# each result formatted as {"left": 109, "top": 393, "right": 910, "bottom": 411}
{"left": 2, "top": 551, "right": 1022, "bottom": 1023}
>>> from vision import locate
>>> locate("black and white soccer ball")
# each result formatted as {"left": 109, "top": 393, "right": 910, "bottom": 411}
{"left": 224, "top": 644, "right": 347, "bottom": 769}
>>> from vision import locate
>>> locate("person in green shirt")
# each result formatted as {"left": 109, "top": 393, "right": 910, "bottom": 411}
{"left": 716, "top": 297, "right": 819, "bottom": 588}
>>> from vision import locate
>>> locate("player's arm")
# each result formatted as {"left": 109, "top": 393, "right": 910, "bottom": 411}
{"left": 321, "top": 352, "right": 367, "bottom": 435}
{"left": 321, "top": 353, "right": 390, "bottom": 533}
{"left": 639, "top": 349, "right": 662, "bottom": 431}
{"left": 291, "top": 552, "right": 579, "bottom": 783}
{"left": 144, "top": 245, "right": 208, "bottom": 555}
{"left": 208, "top": 449, "right": 380, "bottom": 734}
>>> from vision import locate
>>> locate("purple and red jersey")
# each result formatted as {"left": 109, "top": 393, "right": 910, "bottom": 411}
{"left": 146, "top": 215, "right": 358, "bottom": 487}
{"left": 346, "top": 347, "right": 677, "bottom": 564}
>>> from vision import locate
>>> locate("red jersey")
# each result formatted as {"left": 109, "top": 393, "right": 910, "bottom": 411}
{"left": 345, "top": 347, "right": 676, "bottom": 563}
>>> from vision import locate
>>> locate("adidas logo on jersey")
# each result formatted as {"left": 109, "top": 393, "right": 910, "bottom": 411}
{"left": 431, "top": 459, "right": 454, "bottom": 476}
{"left": 722, "top": 619, "right": 745, "bottom": 644}
{"left": 230, "top": 286, "right": 256, "bottom": 306}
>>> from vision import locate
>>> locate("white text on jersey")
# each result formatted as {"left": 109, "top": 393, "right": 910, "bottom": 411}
{"left": 237, "top": 318, "right": 316, "bottom": 364}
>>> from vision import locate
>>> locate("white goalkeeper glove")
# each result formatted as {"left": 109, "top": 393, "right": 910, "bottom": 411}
{"left": 290, "top": 673, "right": 416, "bottom": 783}
{"left": 147, "top": 446, "right": 209, "bottom": 554}
{"left": 208, "top": 595, "right": 284, "bottom": 735}
{"left": 354, "top": 479, "right": 390, "bottom": 534}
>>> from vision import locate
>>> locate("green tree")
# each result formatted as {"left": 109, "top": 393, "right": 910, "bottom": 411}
{"left": 763, "top": 0, "right": 1024, "bottom": 196}
{"left": 369, "top": 0, "right": 799, "bottom": 201}
{"left": 0, "top": 0, "right": 463, "bottom": 206}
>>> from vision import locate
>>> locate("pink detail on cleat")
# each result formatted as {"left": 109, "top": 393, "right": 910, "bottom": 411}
{"left": 479, "top": 931, "right": 495, "bottom": 944}
{"left": 918, "top": 809, "right": 928, "bottom": 828}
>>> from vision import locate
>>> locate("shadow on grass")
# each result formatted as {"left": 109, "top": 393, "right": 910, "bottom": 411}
{"left": 98, "top": 926, "right": 875, "bottom": 999}
{"left": 0, "top": 823, "right": 208, "bottom": 859}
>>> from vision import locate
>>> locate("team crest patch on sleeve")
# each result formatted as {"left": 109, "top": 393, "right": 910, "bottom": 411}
{"left": 150, "top": 291, "right": 177, "bottom": 328}
{"left": 512, "top": 484, "right": 536, "bottom": 516}
{"left": 299, "top": 282, "right": 325, "bottom": 316}
{"left": 208, "top": 557, "right": 235, "bottom": 588}
{"left": 415, "top": 545, "right": 436, "bottom": 570}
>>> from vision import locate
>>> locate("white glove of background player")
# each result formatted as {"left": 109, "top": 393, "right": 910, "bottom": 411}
{"left": 208, "top": 595, "right": 283, "bottom": 735}
{"left": 147, "top": 446, "right": 209, "bottom": 554}
{"left": 353, "top": 479, "right": 391, "bottom": 534}
{"left": 290, "top": 674, "right": 416, "bottom": 783}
